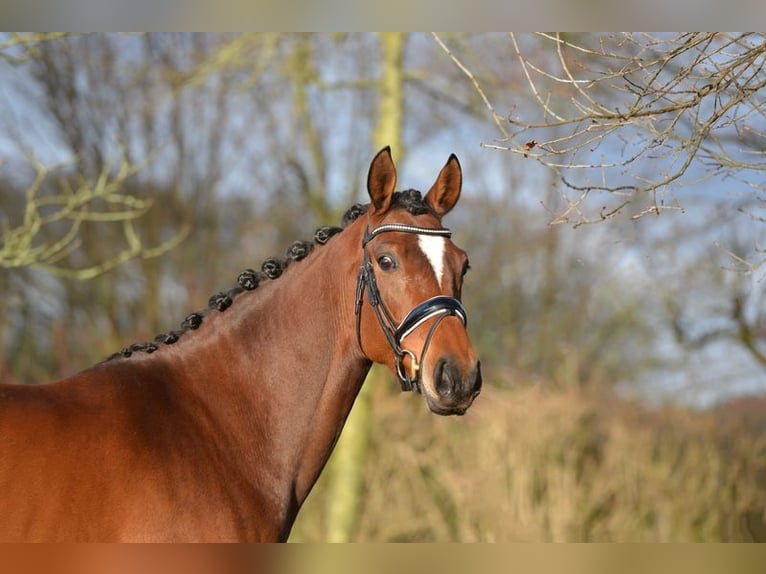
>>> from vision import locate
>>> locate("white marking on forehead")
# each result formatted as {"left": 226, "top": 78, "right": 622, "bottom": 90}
{"left": 418, "top": 235, "right": 446, "bottom": 286}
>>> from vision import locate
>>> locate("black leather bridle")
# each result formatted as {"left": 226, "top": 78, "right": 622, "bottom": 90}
{"left": 354, "top": 223, "right": 468, "bottom": 392}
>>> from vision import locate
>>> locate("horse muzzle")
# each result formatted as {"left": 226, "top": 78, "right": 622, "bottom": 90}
{"left": 423, "top": 359, "right": 482, "bottom": 416}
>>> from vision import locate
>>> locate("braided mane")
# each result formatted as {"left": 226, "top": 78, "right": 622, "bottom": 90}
{"left": 107, "top": 190, "right": 433, "bottom": 361}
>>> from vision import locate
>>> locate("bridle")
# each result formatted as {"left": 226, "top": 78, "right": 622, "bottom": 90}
{"left": 354, "top": 223, "right": 468, "bottom": 392}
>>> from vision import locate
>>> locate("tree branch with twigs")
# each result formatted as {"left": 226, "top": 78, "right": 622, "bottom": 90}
{"left": 434, "top": 33, "right": 766, "bottom": 264}
{"left": 433, "top": 32, "right": 766, "bottom": 375}
{"left": 1, "top": 154, "right": 189, "bottom": 280}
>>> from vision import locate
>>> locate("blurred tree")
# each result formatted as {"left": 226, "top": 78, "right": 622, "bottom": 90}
{"left": 0, "top": 33, "right": 276, "bottom": 380}
{"left": 324, "top": 32, "right": 407, "bottom": 543}
{"left": 662, "top": 230, "right": 766, "bottom": 382}
{"left": 0, "top": 155, "right": 184, "bottom": 278}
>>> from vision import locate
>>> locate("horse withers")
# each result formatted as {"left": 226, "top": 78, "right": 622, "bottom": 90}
{"left": 0, "top": 147, "right": 481, "bottom": 541}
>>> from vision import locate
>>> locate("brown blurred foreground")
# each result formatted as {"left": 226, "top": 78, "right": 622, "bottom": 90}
{"left": 291, "top": 384, "right": 766, "bottom": 542}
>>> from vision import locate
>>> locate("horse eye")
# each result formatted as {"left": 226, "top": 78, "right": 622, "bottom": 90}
{"left": 377, "top": 255, "right": 396, "bottom": 271}
{"left": 462, "top": 260, "right": 471, "bottom": 277}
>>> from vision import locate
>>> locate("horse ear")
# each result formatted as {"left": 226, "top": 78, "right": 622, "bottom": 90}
{"left": 425, "top": 154, "right": 462, "bottom": 216}
{"left": 367, "top": 146, "right": 397, "bottom": 214}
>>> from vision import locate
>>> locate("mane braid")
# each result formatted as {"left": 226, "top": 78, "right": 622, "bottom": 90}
{"left": 106, "top": 189, "right": 431, "bottom": 361}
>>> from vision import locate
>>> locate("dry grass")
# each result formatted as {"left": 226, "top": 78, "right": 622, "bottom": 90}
{"left": 291, "top": 385, "right": 766, "bottom": 542}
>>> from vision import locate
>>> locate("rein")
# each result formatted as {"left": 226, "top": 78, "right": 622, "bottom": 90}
{"left": 354, "top": 223, "right": 468, "bottom": 392}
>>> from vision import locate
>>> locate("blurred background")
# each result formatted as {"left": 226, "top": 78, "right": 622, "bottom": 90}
{"left": 0, "top": 33, "right": 764, "bottom": 541}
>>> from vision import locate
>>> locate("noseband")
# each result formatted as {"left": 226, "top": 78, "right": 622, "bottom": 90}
{"left": 354, "top": 223, "right": 468, "bottom": 392}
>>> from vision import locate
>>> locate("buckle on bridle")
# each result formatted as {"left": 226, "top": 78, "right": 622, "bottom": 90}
{"left": 396, "top": 349, "right": 420, "bottom": 392}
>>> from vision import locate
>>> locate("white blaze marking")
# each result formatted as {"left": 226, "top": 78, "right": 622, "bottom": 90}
{"left": 418, "top": 235, "right": 446, "bottom": 286}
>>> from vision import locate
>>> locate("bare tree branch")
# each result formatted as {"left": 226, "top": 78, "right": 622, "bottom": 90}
{"left": 431, "top": 32, "right": 510, "bottom": 139}
{"left": 0, "top": 155, "right": 189, "bottom": 279}
{"left": 435, "top": 32, "right": 766, "bottom": 265}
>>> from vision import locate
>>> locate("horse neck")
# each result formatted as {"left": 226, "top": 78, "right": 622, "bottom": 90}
{"left": 158, "top": 220, "right": 371, "bottom": 514}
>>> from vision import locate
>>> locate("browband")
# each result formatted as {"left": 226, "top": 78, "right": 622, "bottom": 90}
{"left": 362, "top": 224, "right": 452, "bottom": 247}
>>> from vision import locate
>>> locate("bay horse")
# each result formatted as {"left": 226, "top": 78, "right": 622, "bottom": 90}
{"left": 0, "top": 147, "right": 481, "bottom": 542}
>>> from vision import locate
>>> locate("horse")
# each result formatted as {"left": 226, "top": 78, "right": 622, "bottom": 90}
{"left": 0, "top": 147, "right": 482, "bottom": 542}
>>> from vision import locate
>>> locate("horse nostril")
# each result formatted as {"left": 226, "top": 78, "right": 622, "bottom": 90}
{"left": 434, "top": 360, "right": 454, "bottom": 398}
{"left": 434, "top": 360, "right": 482, "bottom": 400}
{"left": 471, "top": 361, "right": 483, "bottom": 396}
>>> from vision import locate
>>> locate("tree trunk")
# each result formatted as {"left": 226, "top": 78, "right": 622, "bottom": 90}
{"left": 324, "top": 32, "right": 406, "bottom": 543}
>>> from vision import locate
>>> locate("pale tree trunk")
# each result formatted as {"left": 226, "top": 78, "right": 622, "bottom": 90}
{"left": 325, "top": 32, "right": 406, "bottom": 543}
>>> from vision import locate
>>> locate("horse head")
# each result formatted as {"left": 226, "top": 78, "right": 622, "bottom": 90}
{"left": 355, "top": 147, "right": 482, "bottom": 416}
